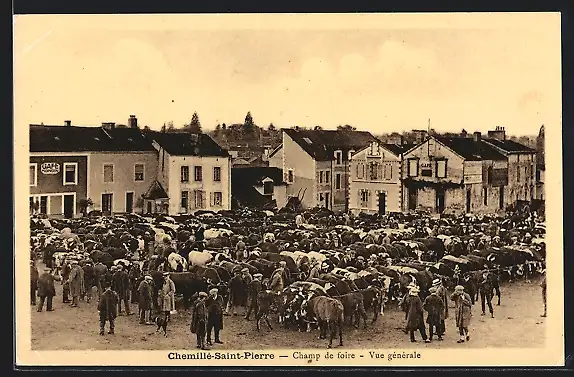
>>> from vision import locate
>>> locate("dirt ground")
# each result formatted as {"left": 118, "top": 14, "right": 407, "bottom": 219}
{"left": 31, "top": 264, "right": 547, "bottom": 350}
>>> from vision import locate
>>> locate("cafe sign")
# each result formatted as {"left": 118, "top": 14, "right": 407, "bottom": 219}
{"left": 41, "top": 162, "right": 60, "bottom": 175}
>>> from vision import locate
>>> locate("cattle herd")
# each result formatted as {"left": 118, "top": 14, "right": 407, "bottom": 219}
{"left": 30, "top": 206, "right": 546, "bottom": 348}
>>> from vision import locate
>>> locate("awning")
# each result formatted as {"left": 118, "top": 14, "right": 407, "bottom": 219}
{"left": 143, "top": 180, "right": 169, "bottom": 200}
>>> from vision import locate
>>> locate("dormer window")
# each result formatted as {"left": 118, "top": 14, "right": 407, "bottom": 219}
{"left": 348, "top": 150, "right": 355, "bottom": 160}
{"left": 263, "top": 180, "right": 274, "bottom": 195}
{"left": 335, "top": 150, "right": 342, "bottom": 165}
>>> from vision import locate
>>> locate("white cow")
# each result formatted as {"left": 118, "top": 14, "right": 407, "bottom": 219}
{"left": 306, "top": 251, "right": 327, "bottom": 264}
{"left": 188, "top": 251, "right": 213, "bottom": 267}
{"left": 168, "top": 252, "right": 188, "bottom": 271}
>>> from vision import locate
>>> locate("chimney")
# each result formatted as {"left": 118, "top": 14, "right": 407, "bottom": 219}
{"left": 473, "top": 131, "right": 481, "bottom": 142}
{"left": 128, "top": 115, "right": 138, "bottom": 129}
{"left": 64, "top": 120, "right": 71, "bottom": 127}
{"left": 487, "top": 126, "right": 506, "bottom": 141}
{"left": 102, "top": 122, "right": 116, "bottom": 131}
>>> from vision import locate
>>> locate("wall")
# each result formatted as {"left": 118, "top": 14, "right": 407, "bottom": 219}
{"left": 167, "top": 154, "right": 231, "bottom": 215}
{"left": 282, "top": 133, "right": 316, "bottom": 209}
{"left": 268, "top": 148, "right": 283, "bottom": 168}
{"left": 254, "top": 183, "right": 288, "bottom": 209}
{"left": 402, "top": 138, "right": 465, "bottom": 183}
{"left": 88, "top": 151, "right": 158, "bottom": 213}
{"left": 506, "top": 153, "right": 536, "bottom": 205}
{"left": 30, "top": 154, "right": 88, "bottom": 217}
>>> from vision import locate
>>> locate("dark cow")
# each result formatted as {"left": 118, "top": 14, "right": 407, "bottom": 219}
{"left": 333, "top": 292, "right": 368, "bottom": 329}
{"left": 304, "top": 295, "right": 344, "bottom": 348}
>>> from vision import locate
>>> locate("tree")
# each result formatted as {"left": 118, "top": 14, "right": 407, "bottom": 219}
{"left": 167, "top": 121, "right": 175, "bottom": 132}
{"left": 161, "top": 123, "right": 167, "bottom": 132}
{"left": 337, "top": 124, "right": 356, "bottom": 131}
{"left": 244, "top": 111, "right": 255, "bottom": 134}
{"left": 143, "top": 125, "right": 151, "bottom": 131}
{"left": 314, "top": 125, "right": 323, "bottom": 131}
{"left": 186, "top": 112, "right": 202, "bottom": 133}
{"left": 268, "top": 123, "right": 276, "bottom": 132}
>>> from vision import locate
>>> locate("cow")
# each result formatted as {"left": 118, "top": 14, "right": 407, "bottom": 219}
{"left": 188, "top": 251, "right": 213, "bottom": 267}
{"left": 333, "top": 292, "right": 368, "bottom": 329}
{"left": 303, "top": 295, "right": 344, "bottom": 348}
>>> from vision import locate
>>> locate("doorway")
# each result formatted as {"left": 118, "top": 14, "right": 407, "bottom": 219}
{"left": 126, "top": 192, "right": 134, "bottom": 213}
{"left": 146, "top": 201, "right": 152, "bottom": 214}
{"left": 499, "top": 186, "right": 504, "bottom": 210}
{"left": 466, "top": 188, "right": 471, "bottom": 213}
{"left": 102, "top": 193, "right": 113, "bottom": 216}
{"left": 63, "top": 194, "right": 74, "bottom": 218}
{"left": 436, "top": 188, "right": 445, "bottom": 213}
{"left": 324, "top": 192, "right": 330, "bottom": 210}
{"left": 408, "top": 188, "right": 417, "bottom": 211}
{"left": 378, "top": 192, "right": 386, "bottom": 215}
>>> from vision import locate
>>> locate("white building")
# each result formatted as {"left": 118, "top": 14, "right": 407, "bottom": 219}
{"left": 143, "top": 131, "right": 231, "bottom": 215}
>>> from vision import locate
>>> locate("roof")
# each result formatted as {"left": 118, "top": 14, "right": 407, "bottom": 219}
{"left": 231, "top": 167, "right": 286, "bottom": 187}
{"left": 434, "top": 136, "right": 508, "bottom": 161}
{"left": 382, "top": 143, "right": 417, "bottom": 156}
{"left": 483, "top": 138, "right": 536, "bottom": 154}
{"left": 268, "top": 144, "right": 283, "bottom": 158}
{"left": 144, "top": 131, "right": 229, "bottom": 157}
{"left": 29, "top": 125, "right": 156, "bottom": 153}
{"left": 283, "top": 128, "right": 377, "bottom": 161}
{"left": 143, "top": 180, "right": 169, "bottom": 200}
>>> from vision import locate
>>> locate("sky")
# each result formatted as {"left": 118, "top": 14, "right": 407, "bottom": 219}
{"left": 14, "top": 13, "right": 561, "bottom": 136}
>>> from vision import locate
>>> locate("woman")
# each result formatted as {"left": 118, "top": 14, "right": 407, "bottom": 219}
{"left": 451, "top": 285, "right": 473, "bottom": 343}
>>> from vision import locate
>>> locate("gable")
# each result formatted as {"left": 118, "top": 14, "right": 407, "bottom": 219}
{"left": 403, "top": 137, "right": 465, "bottom": 163}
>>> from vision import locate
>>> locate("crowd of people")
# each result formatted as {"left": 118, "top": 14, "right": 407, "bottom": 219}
{"left": 30, "top": 205, "right": 547, "bottom": 349}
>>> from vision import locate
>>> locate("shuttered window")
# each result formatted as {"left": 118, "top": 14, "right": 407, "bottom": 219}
{"left": 181, "top": 191, "right": 189, "bottom": 211}
{"left": 181, "top": 166, "right": 189, "bottom": 182}
{"left": 103, "top": 164, "right": 114, "bottom": 183}
{"left": 213, "top": 167, "right": 221, "bottom": 182}
{"left": 194, "top": 166, "right": 203, "bottom": 182}
{"left": 212, "top": 191, "right": 223, "bottom": 207}
{"left": 408, "top": 159, "right": 419, "bottom": 177}
{"left": 134, "top": 164, "right": 144, "bottom": 181}
{"left": 436, "top": 160, "right": 447, "bottom": 178}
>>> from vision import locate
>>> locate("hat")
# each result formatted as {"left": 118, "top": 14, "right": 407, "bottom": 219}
{"left": 279, "top": 261, "right": 287, "bottom": 266}
{"left": 455, "top": 285, "right": 465, "bottom": 292}
{"left": 199, "top": 291, "right": 208, "bottom": 298}
{"left": 163, "top": 272, "right": 170, "bottom": 276}
{"left": 144, "top": 275, "right": 153, "bottom": 281}
{"left": 71, "top": 260, "right": 79, "bottom": 265}
{"left": 432, "top": 278, "right": 441, "bottom": 287}
{"left": 429, "top": 286, "right": 437, "bottom": 293}
{"left": 253, "top": 273, "right": 263, "bottom": 278}
{"left": 241, "top": 268, "right": 249, "bottom": 273}
{"left": 209, "top": 288, "right": 218, "bottom": 295}
{"left": 409, "top": 287, "right": 420, "bottom": 295}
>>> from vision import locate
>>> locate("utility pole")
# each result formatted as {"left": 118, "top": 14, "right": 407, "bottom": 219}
{"left": 428, "top": 118, "right": 431, "bottom": 156}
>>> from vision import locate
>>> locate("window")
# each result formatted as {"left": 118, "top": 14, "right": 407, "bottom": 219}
{"left": 369, "top": 162, "right": 379, "bottom": 180}
{"left": 212, "top": 191, "right": 223, "bottom": 207}
{"left": 517, "top": 166, "right": 520, "bottom": 181}
{"left": 103, "top": 164, "right": 114, "bottom": 183}
{"left": 194, "top": 166, "right": 203, "bottom": 182}
{"left": 181, "top": 191, "right": 189, "bottom": 211}
{"left": 134, "top": 164, "right": 144, "bottom": 182}
{"left": 181, "top": 166, "right": 189, "bottom": 182}
{"left": 525, "top": 166, "right": 528, "bottom": 180}
{"left": 348, "top": 150, "right": 355, "bottom": 160}
{"left": 487, "top": 166, "right": 493, "bottom": 184}
{"left": 319, "top": 171, "right": 324, "bottom": 184}
{"left": 335, "top": 173, "right": 341, "bottom": 190}
{"left": 63, "top": 163, "right": 78, "bottom": 185}
{"left": 382, "top": 164, "right": 393, "bottom": 180}
{"left": 408, "top": 159, "right": 418, "bottom": 177}
{"left": 325, "top": 171, "right": 330, "bottom": 184}
{"left": 30, "top": 164, "right": 37, "bottom": 187}
{"left": 335, "top": 150, "right": 342, "bottom": 165}
{"left": 483, "top": 187, "right": 488, "bottom": 205}
{"left": 436, "top": 160, "right": 447, "bottom": 178}
{"left": 263, "top": 181, "right": 274, "bottom": 195}
{"left": 287, "top": 169, "right": 294, "bottom": 183}
{"left": 319, "top": 192, "right": 324, "bottom": 205}
{"left": 360, "top": 189, "right": 370, "bottom": 208}
{"left": 357, "top": 163, "right": 365, "bottom": 179}
{"left": 213, "top": 167, "right": 221, "bottom": 182}
{"left": 194, "top": 190, "right": 205, "bottom": 209}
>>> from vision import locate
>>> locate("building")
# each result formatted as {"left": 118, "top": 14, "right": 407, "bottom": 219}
{"left": 279, "top": 128, "right": 378, "bottom": 211}
{"left": 401, "top": 132, "right": 511, "bottom": 215}
{"left": 349, "top": 140, "right": 414, "bottom": 214}
{"left": 231, "top": 166, "right": 288, "bottom": 210}
{"left": 29, "top": 116, "right": 158, "bottom": 217}
{"left": 535, "top": 125, "right": 545, "bottom": 201}
{"left": 483, "top": 127, "right": 537, "bottom": 206}
{"left": 144, "top": 130, "right": 231, "bottom": 215}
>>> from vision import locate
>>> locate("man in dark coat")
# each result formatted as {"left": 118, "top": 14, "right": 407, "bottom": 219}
{"left": 82, "top": 261, "right": 96, "bottom": 303}
{"left": 423, "top": 286, "right": 445, "bottom": 341}
{"left": 61, "top": 260, "right": 71, "bottom": 303}
{"left": 432, "top": 278, "right": 448, "bottom": 337}
{"left": 244, "top": 273, "right": 263, "bottom": 320}
{"left": 206, "top": 288, "right": 224, "bottom": 345}
{"left": 98, "top": 285, "right": 119, "bottom": 335}
{"left": 112, "top": 265, "right": 132, "bottom": 315}
{"left": 224, "top": 269, "right": 246, "bottom": 316}
{"left": 94, "top": 262, "right": 108, "bottom": 299}
{"left": 129, "top": 264, "right": 142, "bottom": 304}
{"left": 479, "top": 272, "right": 495, "bottom": 318}
{"left": 138, "top": 275, "right": 154, "bottom": 325}
{"left": 403, "top": 286, "right": 430, "bottom": 343}
{"left": 37, "top": 267, "right": 56, "bottom": 312}
{"left": 31, "top": 261, "right": 39, "bottom": 305}
{"left": 191, "top": 291, "right": 208, "bottom": 350}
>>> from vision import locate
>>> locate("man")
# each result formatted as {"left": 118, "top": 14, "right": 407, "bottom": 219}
{"left": 423, "top": 286, "right": 445, "bottom": 341}
{"left": 30, "top": 261, "right": 39, "bottom": 306}
{"left": 245, "top": 273, "right": 263, "bottom": 320}
{"left": 65, "top": 260, "right": 85, "bottom": 308}
{"left": 479, "top": 272, "right": 495, "bottom": 318}
{"left": 129, "top": 264, "right": 142, "bottom": 304}
{"left": 451, "top": 285, "right": 473, "bottom": 343}
{"left": 37, "top": 267, "right": 56, "bottom": 312}
{"left": 224, "top": 269, "right": 245, "bottom": 316}
{"left": 206, "top": 288, "right": 224, "bottom": 345}
{"left": 82, "top": 260, "right": 95, "bottom": 303}
{"left": 540, "top": 272, "right": 547, "bottom": 317}
{"left": 94, "top": 261, "right": 108, "bottom": 299}
{"left": 404, "top": 286, "right": 430, "bottom": 343}
{"left": 61, "top": 259, "right": 72, "bottom": 303}
{"left": 235, "top": 237, "right": 246, "bottom": 261}
{"left": 138, "top": 275, "right": 154, "bottom": 325}
{"left": 98, "top": 284, "right": 119, "bottom": 335}
{"left": 160, "top": 272, "right": 176, "bottom": 322}
{"left": 191, "top": 291, "right": 208, "bottom": 350}
{"left": 112, "top": 264, "right": 132, "bottom": 315}
{"left": 432, "top": 278, "right": 448, "bottom": 337}
{"left": 241, "top": 268, "right": 253, "bottom": 285}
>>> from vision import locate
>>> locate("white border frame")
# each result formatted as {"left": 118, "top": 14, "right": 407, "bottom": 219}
{"left": 62, "top": 162, "right": 78, "bottom": 186}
